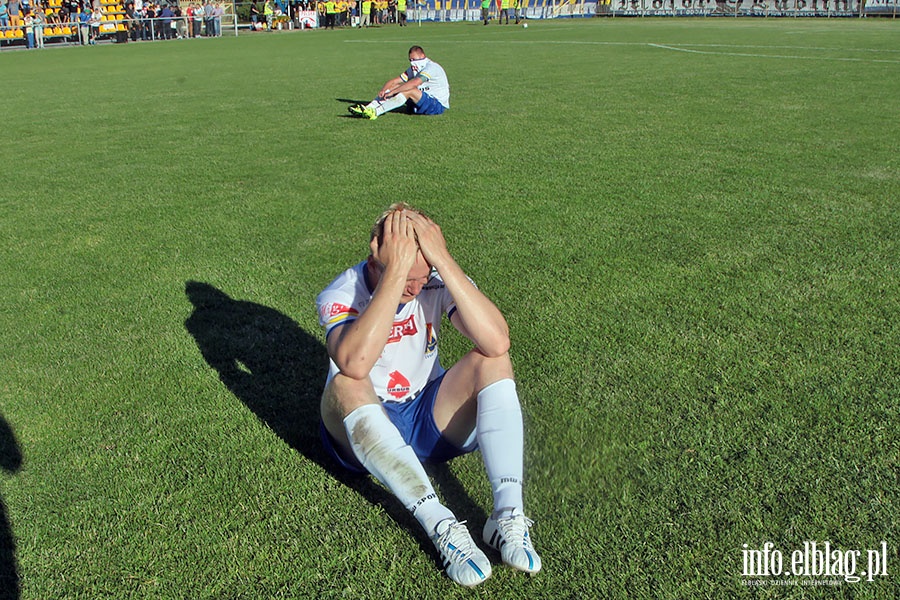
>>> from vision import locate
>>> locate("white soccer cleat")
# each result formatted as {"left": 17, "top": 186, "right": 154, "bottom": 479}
{"left": 482, "top": 509, "right": 542, "bottom": 574}
{"left": 431, "top": 519, "right": 492, "bottom": 587}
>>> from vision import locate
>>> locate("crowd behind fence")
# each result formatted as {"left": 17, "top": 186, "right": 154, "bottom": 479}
{"left": 1, "top": 0, "right": 896, "bottom": 51}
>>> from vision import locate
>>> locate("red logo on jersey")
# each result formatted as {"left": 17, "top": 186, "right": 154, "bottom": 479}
{"left": 387, "top": 315, "right": 418, "bottom": 343}
{"left": 328, "top": 302, "right": 351, "bottom": 316}
{"left": 387, "top": 370, "right": 411, "bottom": 399}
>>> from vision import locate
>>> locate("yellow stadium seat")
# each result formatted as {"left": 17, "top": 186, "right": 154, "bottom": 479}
{"left": 62, "top": 26, "right": 72, "bottom": 34}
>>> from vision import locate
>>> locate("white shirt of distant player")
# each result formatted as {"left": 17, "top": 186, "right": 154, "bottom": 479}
{"left": 402, "top": 58, "right": 451, "bottom": 109}
{"left": 317, "top": 261, "right": 461, "bottom": 403}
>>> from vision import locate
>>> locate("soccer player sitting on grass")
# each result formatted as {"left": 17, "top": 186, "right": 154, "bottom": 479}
{"left": 316, "top": 204, "right": 542, "bottom": 587}
{"left": 348, "top": 46, "right": 450, "bottom": 120}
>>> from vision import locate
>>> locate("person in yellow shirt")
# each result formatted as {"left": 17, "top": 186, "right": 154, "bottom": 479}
{"left": 360, "top": 0, "right": 372, "bottom": 26}
{"left": 324, "top": 0, "right": 337, "bottom": 28}
{"left": 396, "top": 0, "right": 406, "bottom": 26}
{"left": 514, "top": 0, "right": 523, "bottom": 24}
{"left": 500, "top": 0, "right": 512, "bottom": 24}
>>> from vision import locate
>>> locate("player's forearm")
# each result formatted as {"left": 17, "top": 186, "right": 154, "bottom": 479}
{"left": 329, "top": 270, "right": 407, "bottom": 379}
{"left": 438, "top": 260, "right": 511, "bottom": 357}
{"left": 381, "top": 76, "right": 405, "bottom": 95}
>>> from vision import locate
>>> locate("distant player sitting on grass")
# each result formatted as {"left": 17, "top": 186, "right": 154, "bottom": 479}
{"left": 348, "top": 46, "right": 450, "bottom": 120}
{"left": 316, "top": 203, "right": 541, "bottom": 587}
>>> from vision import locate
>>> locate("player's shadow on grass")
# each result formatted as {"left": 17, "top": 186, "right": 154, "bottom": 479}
{"left": 183, "top": 282, "right": 484, "bottom": 557}
{"left": 0, "top": 413, "right": 22, "bottom": 600}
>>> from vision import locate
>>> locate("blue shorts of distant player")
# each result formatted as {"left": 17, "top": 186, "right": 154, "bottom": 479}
{"left": 319, "top": 373, "right": 475, "bottom": 473}
{"left": 409, "top": 92, "right": 447, "bottom": 115}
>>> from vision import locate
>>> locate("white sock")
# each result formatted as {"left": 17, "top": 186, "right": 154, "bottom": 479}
{"left": 343, "top": 404, "right": 454, "bottom": 534}
{"left": 369, "top": 92, "right": 408, "bottom": 116}
{"left": 476, "top": 379, "right": 525, "bottom": 517}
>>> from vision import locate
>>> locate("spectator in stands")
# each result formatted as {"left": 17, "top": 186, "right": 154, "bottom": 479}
{"left": 0, "top": 3, "right": 9, "bottom": 30}
{"left": 324, "top": 0, "right": 336, "bottom": 28}
{"left": 8, "top": 0, "right": 22, "bottom": 28}
{"left": 159, "top": 3, "right": 172, "bottom": 39}
{"left": 263, "top": 0, "right": 273, "bottom": 29}
{"left": 124, "top": 1, "right": 136, "bottom": 39}
{"left": 33, "top": 5, "right": 45, "bottom": 47}
{"left": 213, "top": 1, "right": 223, "bottom": 35}
{"left": 78, "top": 5, "right": 90, "bottom": 43}
{"left": 202, "top": 0, "right": 212, "bottom": 36}
{"left": 250, "top": 0, "right": 259, "bottom": 28}
{"left": 190, "top": 2, "right": 201, "bottom": 36}
{"left": 174, "top": 3, "right": 184, "bottom": 38}
{"left": 89, "top": 4, "right": 101, "bottom": 43}
{"left": 500, "top": 0, "right": 512, "bottom": 24}
{"left": 24, "top": 10, "right": 35, "bottom": 48}
{"left": 359, "top": 0, "right": 370, "bottom": 26}
{"left": 146, "top": 2, "right": 159, "bottom": 39}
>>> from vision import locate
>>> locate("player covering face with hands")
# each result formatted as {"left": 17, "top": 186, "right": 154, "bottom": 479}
{"left": 316, "top": 204, "right": 542, "bottom": 587}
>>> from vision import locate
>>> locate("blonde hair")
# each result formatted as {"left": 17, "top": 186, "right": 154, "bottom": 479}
{"left": 369, "top": 202, "right": 427, "bottom": 245}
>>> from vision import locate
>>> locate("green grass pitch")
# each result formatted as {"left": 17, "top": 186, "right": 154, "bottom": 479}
{"left": 1, "top": 17, "right": 898, "bottom": 599}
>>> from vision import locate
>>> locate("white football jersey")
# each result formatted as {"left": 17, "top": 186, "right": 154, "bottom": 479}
{"left": 402, "top": 58, "right": 451, "bottom": 109}
{"left": 317, "top": 261, "right": 458, "bottom": 402}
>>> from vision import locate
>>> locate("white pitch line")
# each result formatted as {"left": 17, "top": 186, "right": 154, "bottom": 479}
{"left": 647, "top": 42, "right": 900, "bottom": 64}
{"left": 345, "top": 39, "right": 900, "bottom": 64}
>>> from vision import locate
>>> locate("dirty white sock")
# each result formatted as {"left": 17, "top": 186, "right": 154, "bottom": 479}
{"left": 344, "top": 404, "right": 454, "bottom": 533}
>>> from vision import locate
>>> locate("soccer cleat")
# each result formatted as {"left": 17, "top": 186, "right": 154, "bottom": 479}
{"left": 348, "top": 104, "right": 366, "bottom": 117}
{"left": 361, "top": 106, "right": 377, "bottom": 120}
{"left": 432, "top": 519, "right": 492, "bottom": 587}
{"left": 482, "top": 509, "right": 542, "bottom": 574}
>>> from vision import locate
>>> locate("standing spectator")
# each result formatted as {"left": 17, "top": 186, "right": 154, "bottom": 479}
{"left": 514, "top": 0, "right": 521, "bottom": 24}
{"left": 0, "top": 3, "right": 9, "bottom": 30}
{"left": 124, "top": 0, "right": 138, "bottom": 40}
{"left": 89, "top": 4, "right": 101, "bottom": 43}
{"left": 146, "top": 2, "right": 158, "bottom": 39}
{"left": 212, "top": 1, "right": 222, "bottom": 36}
{"left": 250, "top": 0, "right": 259, "bottom": 28}
{"left": 173, "top": 3, "right": 184, "bottom": 38}
{"left": 24, "top": 10, "right": 35, "bottom": 48}
{"left": 263, "top": 0, "right": 273, "bottom": 29}
{"left": 67, "top": 0, "right": 79, "bottom": 23}
{"left": 8, "top": 0, "right": 21, "bottom": 28}
{"left": 191, "top": 2, "right": 201, "bottom": 36}
{"left": 396, "top": 0, "right": 405, "bottom": 25}
{"left": 33, "top": 5, "right": 46, "bottom": 47}
{"left": 480, "top": 0, "right": 490, "bottom": 24}
{"left": 323, "top": 0, "right": 335, "bottom": 28}
{"left": 159, "top": 3, "right": 173, "bottom": 39}
{"left": 78, "top": 5, "right": 90, "bottom": 44}
{"left": 499, "top": 0, "right": 511, "bottom": 24}
{"left": 359, "top": 0, "right": 371, "bottom": 26}
{"left": 202, "top": 0, "right": 212, "bottom": 36}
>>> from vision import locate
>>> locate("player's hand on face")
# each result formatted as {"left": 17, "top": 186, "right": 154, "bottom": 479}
{"left": 371, "top": 210, "right": 418, "bottom": 273}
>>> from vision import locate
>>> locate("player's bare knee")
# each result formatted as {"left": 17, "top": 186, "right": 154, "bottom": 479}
{"left": 322, "top": 373, "right": 380, "bottom": 421}
{"left": 468, "top": 349, "right": 514, "bottom": 383}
